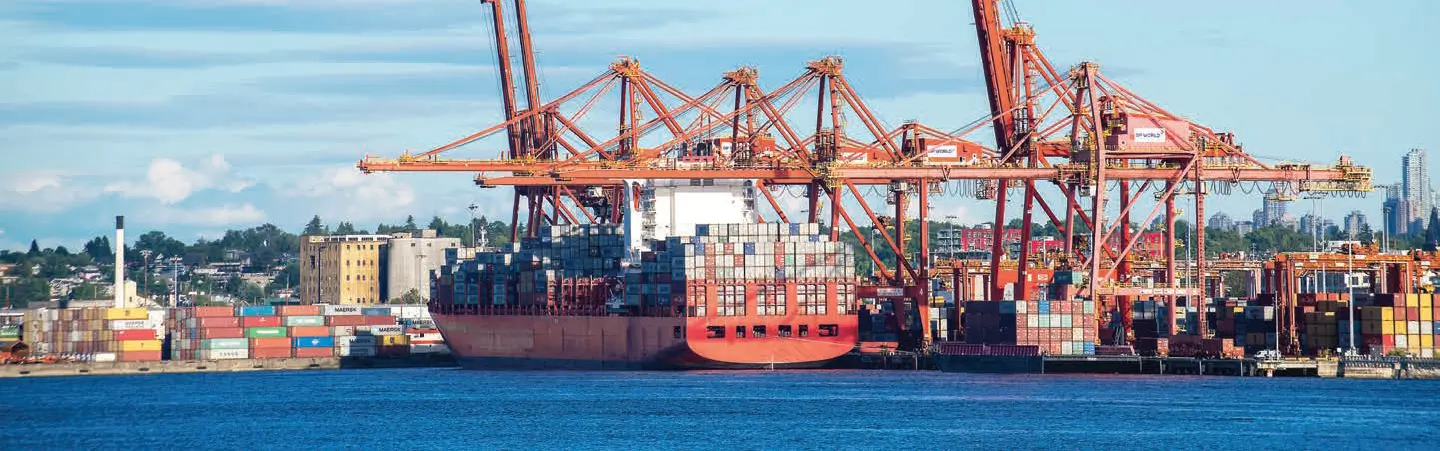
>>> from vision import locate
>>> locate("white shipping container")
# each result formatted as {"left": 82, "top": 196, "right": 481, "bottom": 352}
{"left": 201, "top": 349, "right": 249, "bottom": 360}
{"left": 339, "top": 335, "right": 378, "bottom": 346}
{"left": 111, "top": 320, "right": 151, "bottom": 330}
{"left": 366, "top": 325, "right": 405, "bottom": 336}
{"left": 323, "top": 305, "right": 363, "bottom": 316}
{"left": 332, "top": 326, "right": 356, "bottom": 337}
{"left": 93, "top": 352, "right": 117, "bottom": 362}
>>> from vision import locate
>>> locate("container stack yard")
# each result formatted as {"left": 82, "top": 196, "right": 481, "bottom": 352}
{"left": 961, "top": 298, "right": 1097, "bottom": 356}
{"left": 22, "top": 308, "right": 164, "bottom": 362}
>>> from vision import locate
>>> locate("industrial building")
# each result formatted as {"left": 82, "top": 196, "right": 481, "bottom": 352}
{"left": 385, "top": 230, "right": 462, "bottom": 303}
{"left": 299, "top": 234, "right": 388, "bottom": 305}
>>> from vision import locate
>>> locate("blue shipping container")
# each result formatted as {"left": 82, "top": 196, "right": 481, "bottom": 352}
{"left": 1038, "top": 301, "right": 1050, "bottom": 314}
{"left": 788, "top": 223, "right": 802, "bottom": 234}
{"left": 743, "top": 243, "right": 755, "bottom": 255}
{"left": 361, "top": 307, "right": 391, "bottom": 316}
{"left": 294, "top": 336, "right": 336, "bottom": 348}
{"left": 696, "top": 224, "right": 710, "bottom": 236}
{"left": 238, "top": 306, "right": 276, "bottom": 317}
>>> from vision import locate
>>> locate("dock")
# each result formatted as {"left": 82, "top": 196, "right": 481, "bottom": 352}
{"left": 0, "top": 354, "right": 457, "bottom": 378}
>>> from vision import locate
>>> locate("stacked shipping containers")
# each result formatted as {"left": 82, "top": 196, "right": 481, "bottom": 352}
{"left": 22, "top": 308, "right": 164, "bottom": 362}
{"left": 961, "top": 299, "right": 1097, "bottom": 355}
{"left": 435, "top": 222, "right": 859, "bottom": 316}
{"left": 1359, "top": 293, "right": 1439, "bottom": 357}
{"left": 166, "top": 304, "right": 442, "bottom": 360}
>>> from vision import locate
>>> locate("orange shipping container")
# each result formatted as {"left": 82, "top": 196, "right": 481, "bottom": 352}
{"left": 251, "top": 347, "right": 292, "bottom": 359}
{"left": 327, "top": 315, "right": 369, "bottom": 327}
{"left": 289, "top": 326, "right": 331, "bottom": 337}
{"left": 193, "top": 306, "right": 236, "bottom": 318}
{"left": 364, "top": 315, "right": 397, "bottom": 326}
{"left": 278, "top": 305, "right": 323, "bottom": 316}
{"left": 242, "top": 316, "right": 282, "bottom": 327}
{"left": 115, "top": 329, "right": 157, "bottom": 341}
{"left": 119, "top": 350, "right": 162, "bottom": 362}
{"left": 250, "top": 338, "right": 291, "bottom": 349}
{"left": 293, "top": 347, "right": 334, "bottom": 358}
{"left": 197, "top": 327, "right": 245, "bottom": 339}
{"left": 196, "top": 317, "right": 241, "bottom": 328}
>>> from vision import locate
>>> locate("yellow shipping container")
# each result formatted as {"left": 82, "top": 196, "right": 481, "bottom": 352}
{"left": 1423, "top": 294, "right": 1435, "bottom": 308}
{"left": 1407, "top": 294, "right": 1421, "bottom": 307}
{"left": 1423, "top": 335, "right": 1436, "bottom": 349}
{"left": 1383, "top": 321, "right": 1396, "bottom": 335}
{"left": 105, "top": 308, "right": 148, "bottom": 321}
{"left": 381, "top": 335, "right": 410, "bottom": 346}
{"left": 1424, "top": 308, "right": 1434, "bottom": 322}
{"left": 120, "top": 340, "right": 163, "bottom": 352}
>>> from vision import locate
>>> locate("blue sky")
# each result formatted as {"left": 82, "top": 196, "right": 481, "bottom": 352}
{"left": 1, "top": 0, "right": 1437, "bottom": 251}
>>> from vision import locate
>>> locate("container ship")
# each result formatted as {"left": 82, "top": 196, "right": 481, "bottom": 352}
{"left": 430, "top": 180, "right": 862, "bottom": 370}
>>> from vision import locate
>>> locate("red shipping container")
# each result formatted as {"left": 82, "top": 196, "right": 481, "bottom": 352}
{"left": 198, "top": 327, "right": 245, "bottom": 339}
{"left": 364, "top": 315, "right": 397, "bottom": 326}
{"left": 115, "top": 329, "right": 157, "bottom": 341}
{"left": 289, "top": 326, "right": 331, "bottom": 337}
{"left": 242, "top": 316, "right": 282, "bottom": 327}
{"left": 327, "top": 315, "right": 369, "bottom": 326}
{"left": 250, "top": 337, "right": 291, "bottom": 349}
{"left": 119, "top": 350, "right": 162, "bottom": 362}
{"left": 197, "top": 317, "right": 241, "bottom": 328}
{"left": 1409, "top": 307, "right": 1420, "bottom": 322}
{"left": 251, "top": 347, "right": 292, "bottom": 359}
{"left": 278, "top": 305, "right": 323, "bottom": 316}
{"left": 293, "top": 347, "right": 334, "bottom": 358}
{"left": 193, "top": 306, "right": 236, "bottom": 318}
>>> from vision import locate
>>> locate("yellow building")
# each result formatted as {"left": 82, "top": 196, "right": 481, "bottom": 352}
{"left": 299, "top": 235, "right": 388, "bottom": 305}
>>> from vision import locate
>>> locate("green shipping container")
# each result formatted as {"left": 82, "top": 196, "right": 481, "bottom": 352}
{"left": 284, "top": 316, "right": 326, "bottom": 327}
{"left": 200, "top": 338, "right": 249, "bottom": 350}
{"left": 245, "top": 327, "right": 287, "bottom": 338}
{"left": 0, "top": 325, "right": 19, "bottom": 338}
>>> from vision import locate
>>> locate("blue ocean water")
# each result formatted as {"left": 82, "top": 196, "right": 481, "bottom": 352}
{"left": 4, "top": 369, "right": 1439, "bottom": 449}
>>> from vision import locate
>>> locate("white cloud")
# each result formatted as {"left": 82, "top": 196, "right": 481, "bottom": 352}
{"left": 0, "top": 171, "right": 102, "bottom": 213}
{"left": 104, "top": 154, "right": 254, "bottom": 204}
{"left": 289, "top": 166, "right": 416, "bottom": 222}
{"left": 147, "top": 203, "right": 267, "bottom": 227}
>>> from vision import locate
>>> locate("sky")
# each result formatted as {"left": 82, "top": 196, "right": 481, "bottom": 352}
{"left": 1, "top": 0, "right": 1437, "bottom": 251}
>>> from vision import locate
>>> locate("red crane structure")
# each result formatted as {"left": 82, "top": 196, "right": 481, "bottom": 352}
{"left": 357, "top": 0, "right": 1372, "bottom": 349}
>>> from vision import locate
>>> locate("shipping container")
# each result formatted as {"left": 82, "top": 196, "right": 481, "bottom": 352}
{"left": 198, "top": 349, "right": 248, "bottom": 360}
{"left": 293, "top": 336, "right": 336, "bottom": 348}
{"left": 250, "top": 347, "right": 292, "bottom": 359}
{"left": 119, "top": 340, "right": 162, "bottom": 352}
{"left": 283, "top": 316, "right": 326, "bottom": 327}
{"left": 250, "top": 337, "right": 291, "bottom": 349}
{"left": 277, "top": 305, "right": 322, "bottom": 316}
{"left": 293, "top": 347, "right": 334, "bottom": 358}
{"left": 238, "top": 306, "right": 277, "bottom": 317}
{"left": 200, "top": 338, "right": 249, "bottom": 350}
{"left": 244, "top": 327, "right": 287, "bottom": 338}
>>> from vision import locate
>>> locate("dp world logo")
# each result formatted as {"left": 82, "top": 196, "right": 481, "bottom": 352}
{"left": 307, "top": 338, "right": 321, "bottom": 346}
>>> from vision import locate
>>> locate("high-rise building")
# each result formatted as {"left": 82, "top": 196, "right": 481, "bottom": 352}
{"left": 1343, "top": 210, "right": 1367, "bottom": 240}
{"left": 1403, "top": 148, "right": 1430, "bottom": 229}
{"left": 1208, "top": 212, "right": 1235, "bottom": 231}
{"left": 1260, "top": 188, "right": 1287, "bottom": 227}
{"left": 299, "top": 234, "right": 389, "bottom": 305}
{"left": 1384, "top": 184, "right": 1409, "bottom": 235}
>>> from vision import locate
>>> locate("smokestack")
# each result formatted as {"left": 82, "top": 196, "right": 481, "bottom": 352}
{"left": 114, "top": 215, "right": 125, "bottom": 309}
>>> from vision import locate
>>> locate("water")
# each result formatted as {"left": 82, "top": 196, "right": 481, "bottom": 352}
{"left": 5, "top": 369, "right": 1439, "bottom": 449}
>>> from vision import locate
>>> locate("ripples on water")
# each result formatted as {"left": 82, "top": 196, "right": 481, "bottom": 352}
{"left": 5, "top": 369, "right": 1439, "bottom": 449}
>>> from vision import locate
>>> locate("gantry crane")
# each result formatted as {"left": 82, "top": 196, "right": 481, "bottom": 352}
{"left": 357, "top": 0, "right": 1373, "bottom": 350}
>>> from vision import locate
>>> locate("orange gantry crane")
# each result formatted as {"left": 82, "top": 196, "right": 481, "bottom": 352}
{"left": 357, "top": 0, "right": 1372, "bottom": 349}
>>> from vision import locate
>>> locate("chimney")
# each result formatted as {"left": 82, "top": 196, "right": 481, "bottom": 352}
{"left": 114, "top": 215, "right": 125, "bottom": 309}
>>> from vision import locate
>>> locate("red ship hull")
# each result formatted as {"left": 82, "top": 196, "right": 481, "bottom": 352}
{"left": 433, "top": 312, "right": 857, "bottom": 370}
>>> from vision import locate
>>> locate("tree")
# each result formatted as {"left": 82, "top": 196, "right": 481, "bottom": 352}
{"left": 27, "top": 240, "right": 40, "bottom": 257}
{"left": 395, "top": 288, "right": 426, "bottom": 305}
{"left": 265, "top": 263, "right": 300, "bottom": 294}
{"left": 404, "top": 215, "right": 418, "bottom": 230}
{"left": 54, "top": 245, "right": 70, "bottom": 256}
{"left": 334, "top": 222, "right": 358, "bottom": 235}
{"left": 1426, "top": 208, "right": 1440, "bottom": 252}
{"left": 83, "top": 236, "right": 114, "bottom": 263}
{"left": 1357, "top": 222, "right": 1375, "bottom": 245}
{"left": 303, "top": 215, "right": 326, "bottom": 236}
